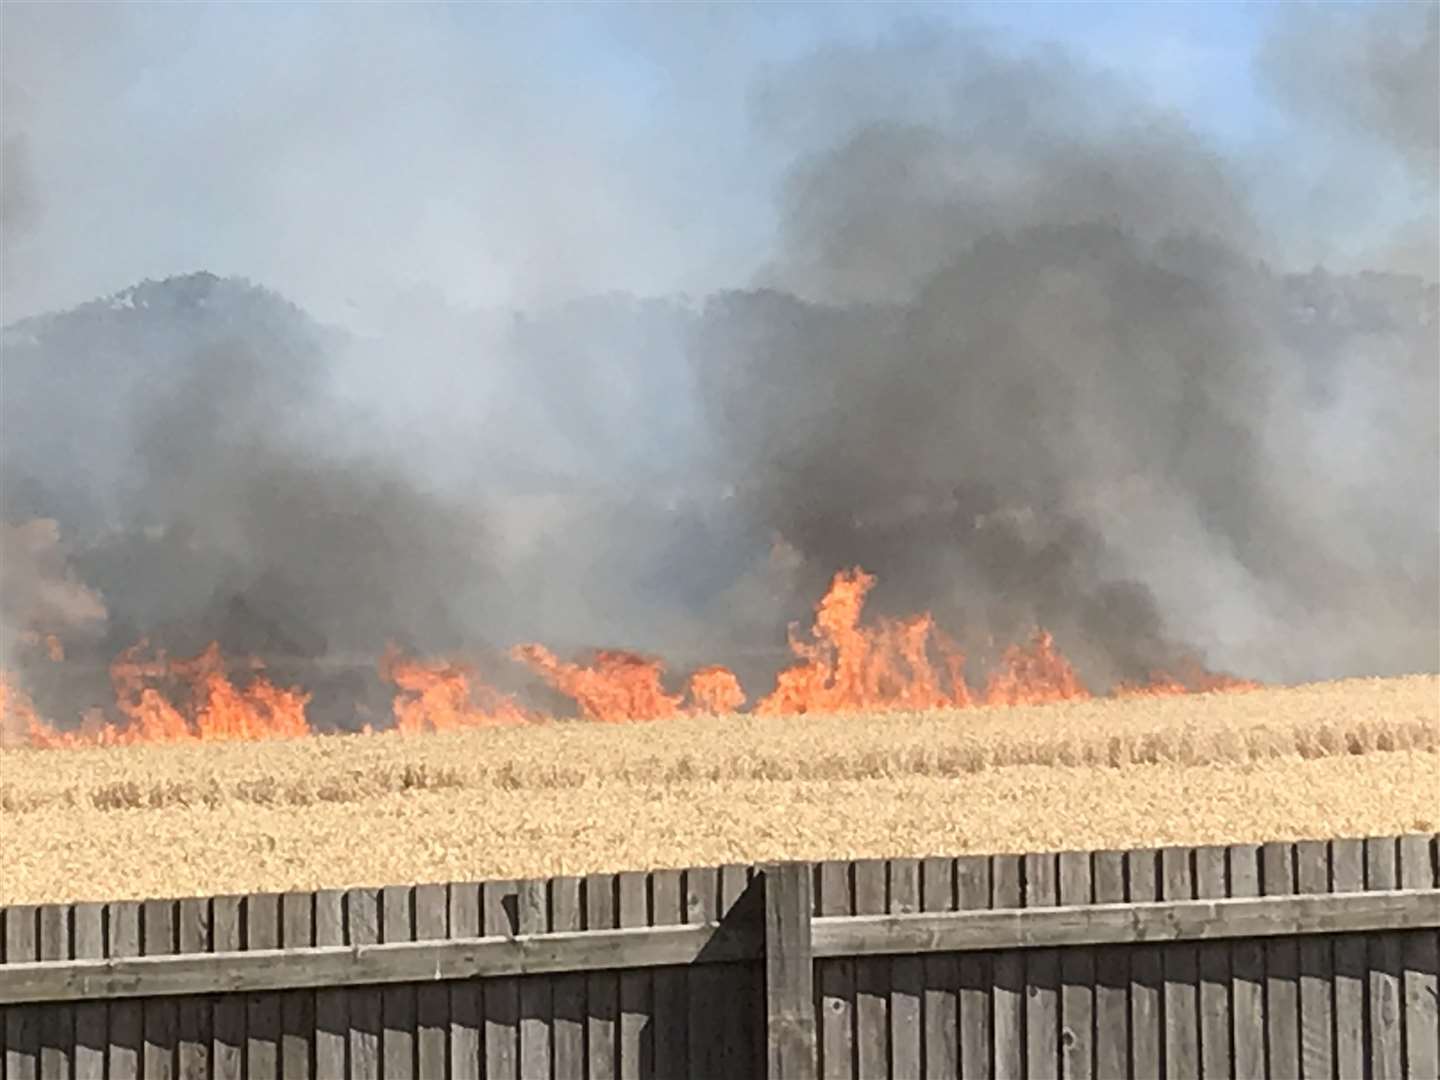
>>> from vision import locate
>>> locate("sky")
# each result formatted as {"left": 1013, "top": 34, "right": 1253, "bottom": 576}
{"left": 3, "top": 1, "right": 1430, "bottom": 327}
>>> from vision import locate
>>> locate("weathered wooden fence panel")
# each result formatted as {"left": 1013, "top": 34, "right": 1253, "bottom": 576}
{"left": 2, "top": 835, "right": 1437, "bottom": 1079}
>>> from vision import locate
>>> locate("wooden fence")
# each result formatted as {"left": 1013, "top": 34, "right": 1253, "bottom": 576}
{"left": 2, "top": 833, "right": 1437, "bottom": 1079}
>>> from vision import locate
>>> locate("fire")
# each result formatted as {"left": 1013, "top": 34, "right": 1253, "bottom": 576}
{"left": 755, "top": 569, "right": 970, "bottom": 715}
{"left": 0, "top": 675, "right": 50, "bottom": 748}
{"left": 11, "top": 642, "right": 312, "bottom": 748}
{"left": 512, "top": 644, "right": 686, "bottom": 722}
{"left": 982, "top": 629, "right": 1091, "bottom": 706}
{"left": 8, "top": 565, "right": 1264, "bottom": 748}
{"left": 19, "top": 631, "right": 65, "bottom": 662}
{"left": 1114, "top": 663, "right": 1262, "bottom": 699}
{"left": 381, "top": 648, "right": 532, "bottom": 732}
{"left": 687, "top": 665, "right": 746, "bottom": 715}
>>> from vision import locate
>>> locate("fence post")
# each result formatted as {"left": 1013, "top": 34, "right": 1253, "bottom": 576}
{"left": 764, "top": 862, "right": 817, "bottom": 1080}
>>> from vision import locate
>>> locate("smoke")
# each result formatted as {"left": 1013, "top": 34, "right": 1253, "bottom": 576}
{"left": 697, "top": 18, "right": 1437, "bottom": 684}
{"left": 1256, "top": 3, "right": 1439, "bottom": 279}
{"left": 0, "top": 7, "right": 1435, "bottom": 729}
{"left": 0, "top": 519, "right": 107, "bottom": 655}
{"left": 1260, "top": 4, "right": 1438, "bottom": 186}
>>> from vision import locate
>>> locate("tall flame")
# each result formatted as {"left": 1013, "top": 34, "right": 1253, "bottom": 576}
{"left": 982, "top": 629, "right": 1090, "bottom": 706}
{"left": 756, "top": 569, "right": 970, "bottom": 714}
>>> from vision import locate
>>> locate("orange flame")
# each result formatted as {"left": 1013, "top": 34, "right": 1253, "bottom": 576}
{"left": 0, "top": 675, "right": 52, "bottom": 748}
{"left": 1114, "top": 662, "right": 1262, "bottom": 699}
{"left": 687, "top": 665, "right": 746, "bottom": 715}
{"left": 512, "top": 644, "right": 687, "bottom": 722}
{"left": 10, "top": 565, "right": 1264, "bottom": 747}
{"left": 756, "top": 569, "right": 971, "bottom": 715}
{"left": 381, "top": 648, "right": 532, "bottom": 732}
{"left": 12, "top": 642, "right": 312, "bottom": 747}
{"left": 982, "top": 629, "right": 1091, "bottom": 707}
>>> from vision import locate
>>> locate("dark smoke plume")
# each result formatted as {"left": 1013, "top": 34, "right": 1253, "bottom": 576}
{"left": 698, "top": 20, "right": 1437, "bottom": 685}
{"left": 1, "top": 11, "right": 1435, "bottom": 730}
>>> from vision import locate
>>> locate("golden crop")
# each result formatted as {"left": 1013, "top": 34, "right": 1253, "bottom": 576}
{"left": 2, "top": 675, "right": 1436, "bottom": 905}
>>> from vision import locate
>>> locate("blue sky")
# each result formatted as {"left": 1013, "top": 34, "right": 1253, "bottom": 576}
{"left": 1, "top": 2, "right": 1428, "bottom": 325}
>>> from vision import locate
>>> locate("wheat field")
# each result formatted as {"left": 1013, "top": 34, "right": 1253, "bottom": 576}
{"left": 2, "top": 675, "right": 1436, "bottom": 905}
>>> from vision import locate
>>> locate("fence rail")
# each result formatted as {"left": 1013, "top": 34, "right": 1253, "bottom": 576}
{"left": 2, "top": 833, "right": 1438, "bottom": 1079}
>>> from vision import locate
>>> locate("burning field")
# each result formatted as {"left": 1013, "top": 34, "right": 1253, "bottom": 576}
{"left": 5, "top": 562, "right": 1433, "bottom": 907}
{"left": 1, "top": 6, "right": 1436, "bottom": 905}
{"left": 0, "top": 566, "right": 1264, "bottom": 748}
{"left": 2, "top": 673, "right": 1436, "bottom": 905}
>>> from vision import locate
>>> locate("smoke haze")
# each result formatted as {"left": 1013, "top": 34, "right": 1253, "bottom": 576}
{"left": 1, "top": 5, "right": 1435, "bottom": 727}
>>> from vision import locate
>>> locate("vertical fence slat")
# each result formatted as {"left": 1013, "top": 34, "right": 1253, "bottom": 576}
{"left": 515, "top": 881, "right": 547, "bottom": 1080}
{"left": 684, "top": 867, "right": 722, "bottom": 1079}
{"left": 482, "top": 880, "right": 520, "bottom": 1080}
{"left": 381, "top": 885, "right": 417, "bottom": 1080}
{"left": 651, "top": 869, "right": 687, "bottom": 1079}
{"left": 1161, "top": 848, "right": 1199, "bottom": 1080}
{"left": 443, "top": 887, "right": 483, "bottom": 1080}
{"left": 955, "top": 855, "right": 992, "bottom": 1080}
{"left": 1263, "top": 841, "right": 1301, "bottom": 1080}
{"left": 1296, "top": 840, "right": 1333, "bottom": 1079}
{"left": 1399, "top": 834, "right": 1439, "bottom": 1080}
{"left": 1192, "top": 846, "right": 1230, "bottom": 1080}
{"left": 281, "top": 891, "right": 315, "bottom": 1080}
{"left": 817, "top": 861, "right": 854, "bottom": 1080}
{"left": 245, "top": 894, "right": 281, "bottom": 1080}
{"left": 1330, "top": 839, "right": 1366, "bottom": 1079}
{"left": 521, "top": 881, "right": 552, "bottom": 1077}
{"left": 765, "top": 862, "right": 816, "bottom": 1080}
{"left": 1091, "top": 852, "right": 1128, "bottom": 1080}
{"left": 413, "top": 884, "right": 450, "bottom": 1080}
{"left": 617, "top": 871, "right": 651, "bottom": 1080}
{"left": 176, "top": 897, "right": 212, "bottom": 1080}
{"left": 108, "top": 901, "right": 142, "bottom": 1080}
{"left": 852, "top": 860, "right": 888, "bottom": 1080}
{"left": 209, "top": 896, "right": 243, "bottom": 1080}
{"left": 346, "top": 888, "right": 382, "bottom": 1080}
{"left": 1228, "top": 844, "right": 1264, "bottom": 1080}
{"left": 991, "top": 855, "right": 1024, "bottom": 1080}
{"left": 1024, "top": 852, "right": 1059, "bottom": 1080}
{"left": 314, "top": 890, "right": 348, "bottom": 1080}
{"left": 1058, "top": 851, "right": 1093, "bottom": 1080}
{"left": 37, "top": 904, "right": 72, "bottom": 1080}
{"left": 1126, "top": 849, "right": 1162, "bottom": 1080}
{"left": 922, "top": 856, "right": 958, "bottom": 1080}
{"left": 1367, "top": 837, "right": 1405, "bottom": 1080}
{"left": 890, "top": 859, "right": 923, "bottom": 1080}
{"left": 3, "top": 908, "right": 37, "bottom": 1080}
{"left": 518, "top": 879, "right": 552, "bottom": 1080}
{"left": 721, "top": 864, "right": 761, "bottom": 1080}
{"left": 446, "top": 883, "right": 482, "bottom": 1080}
{"left": 584, "top": 874, "right": 618, "bottom": 1080}
{"left": 143, "top": 899, "right": 179, "bottom": 1080}
{"left": 550, "top": 876, "right": 585, "bottom": 1080}
{"left": 73, "top": 903, "right": 106, "bottom": 1080}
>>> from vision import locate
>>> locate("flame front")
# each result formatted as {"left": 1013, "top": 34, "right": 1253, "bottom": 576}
{"left": 382, "top": 648, "right": 532, "bottom": 732}
{"left": 757, "top": 569, "right": 970, "bottom": 715}
{"left": 9, "top": 564, "right": 1261, "bottom": 747}
{"left": 512, "top": 644, "right": 686, "bottom": 722}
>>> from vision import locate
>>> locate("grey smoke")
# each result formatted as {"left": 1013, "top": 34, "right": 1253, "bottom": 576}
{"left": 1259, "top": 3, "right": 1438, "bottom": 187}
{"left": 701, "top": 19, "right": 1436, "bottom": 684}
{"left": 0, "top": 9, "right": 1435, "bottom": 730}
